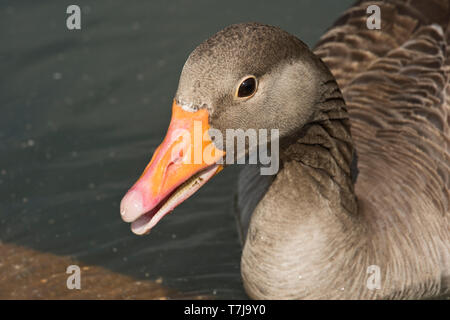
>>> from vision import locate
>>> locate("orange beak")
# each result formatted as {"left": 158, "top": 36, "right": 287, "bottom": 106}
{"left": 120, "top": 100, "right": 225, "bottom": 234}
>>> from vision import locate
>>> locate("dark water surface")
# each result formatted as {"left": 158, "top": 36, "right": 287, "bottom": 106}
{"left": 0, "top": 0, "right": 353, "bottom": 299}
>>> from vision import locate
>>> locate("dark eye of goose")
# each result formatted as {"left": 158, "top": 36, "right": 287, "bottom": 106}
{"left": 237, "top": 76, "right": 257, "bottom": 98}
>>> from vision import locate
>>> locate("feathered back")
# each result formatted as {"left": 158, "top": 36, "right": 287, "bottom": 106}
{"left": 314, "top": 0, "right": 450, "bottom": 219}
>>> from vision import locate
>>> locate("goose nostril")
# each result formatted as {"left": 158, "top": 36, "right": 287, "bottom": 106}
{"left": 168, "top": 150, "right": 183, "bottom": 168}
{"left": 173, "top": 149, "right": 183, "bottom": 164}
{"left": 170, "top": 142, "right": 189, "bottom": 165}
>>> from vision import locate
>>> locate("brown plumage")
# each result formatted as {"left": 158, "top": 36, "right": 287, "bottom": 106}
{"left": 122, "top": 0, "right": 450, "bottom": 299}
{"left": 237, "top": 0, "right": 449, "bottom": 299}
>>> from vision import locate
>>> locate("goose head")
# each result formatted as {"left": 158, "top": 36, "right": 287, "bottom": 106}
{"left": 120, "top": 22, "right": 333, "bottom": 234}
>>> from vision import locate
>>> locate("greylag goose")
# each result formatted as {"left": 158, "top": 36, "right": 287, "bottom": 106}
{"left": 120, "top": 0, "right": 450, "bottom": 299}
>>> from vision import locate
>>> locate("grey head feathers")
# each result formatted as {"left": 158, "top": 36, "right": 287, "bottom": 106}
{"left": 175, "top": 22, "right": 337, "bottom": 142}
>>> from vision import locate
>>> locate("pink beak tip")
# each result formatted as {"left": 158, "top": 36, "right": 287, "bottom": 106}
{"left": 120, "top": 189, "right": 145, "bottom": 223}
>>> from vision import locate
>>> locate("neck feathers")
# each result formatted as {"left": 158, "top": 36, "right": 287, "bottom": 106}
{"left": 281, "top": 77, "right": 357, "bottom": 216}
{"left": 241, "top": 78, "right": 371, "bottom": 299}
{"left": 241, "top": 75, "right": 447, "bottom": 299}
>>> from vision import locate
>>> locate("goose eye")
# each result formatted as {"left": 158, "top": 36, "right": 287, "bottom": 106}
{"left": 237, "top": 77, "right": 257, "bottom": 98}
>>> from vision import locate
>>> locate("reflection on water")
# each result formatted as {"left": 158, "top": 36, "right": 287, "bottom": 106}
{"left": 0, "top": 0, "right": 353, "bottom": 298}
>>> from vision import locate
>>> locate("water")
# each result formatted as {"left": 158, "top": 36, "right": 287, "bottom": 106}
{"left": 0, "top": 0, "right": 353, "bottom": 299}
